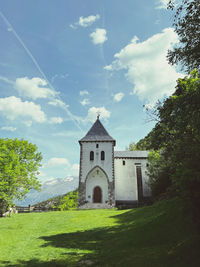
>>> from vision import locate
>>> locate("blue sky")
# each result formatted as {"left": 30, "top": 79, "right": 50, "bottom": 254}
{"left": 0, "top": 0, "right": 183, "bottom": 186}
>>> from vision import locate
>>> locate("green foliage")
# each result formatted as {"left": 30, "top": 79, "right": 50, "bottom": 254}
{"left": 135, "top": 132, "right": 154, "bottom": 150}
{"left": 143, "top": 71, "right": 200, "bottom": 219}
{"left": 128, "top": 136, "right": 153, "bottom": 151}
{"left": 0, "top": 138, "right": 42, "bottom": 215}
{"left": 127, "top": 141, "right": 137, "bottom": 151}
{"left": 167, "top": 0, "right": 200, "bottom": 72}
{"left": 0, "top": 199, "right": 9, "bottom": 216}
{"left": 57, "top": 190, "right": 78, "bottom": 211}
{"left": 153, "top": 71, "right": 200, "bottom": 191}
{"left": 146, "top": 151, "right": 172, "bottom": 198}
{"left": 0, "top": 199, "right": 199, "bottom": 266}
{"left": 34, "top": 194, "right": 68, "bottom": 209}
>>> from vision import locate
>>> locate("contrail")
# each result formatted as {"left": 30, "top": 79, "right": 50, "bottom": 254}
{"left": 0, "top": 10, "right": 83, "bottom": 132}
{"left": 0, "top": 75, "right": 14, "bottom": 85}
{"left": 0, "top": 11, "right": 49, "bottom": 84}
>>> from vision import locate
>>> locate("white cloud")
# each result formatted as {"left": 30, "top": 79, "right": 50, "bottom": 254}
{"left": 49, "top": 117, "right": 63, "bottom": 124}
{"left": 78, "top": 14, "right": 100, "bottom": 27}
{"left": 113, "top": 92, "right": 124, "bottom": 102}
{"left": 43, "top": 158, "right": 79, "bottom": 176}
{"left": 48, "top": 99, "right": 82, "bottom": 131}
{"left": 0, "top": 96, "right": 46, "bottom": 123}
{"left": 64, "top": 176, "right": 74, "bottom": 182}
{"left": 70, "top": 14, "right": 100, "bottom": 29}
{"left": 86, "top": 106, "right": 110, "bottom": 122}
{"left": 155, "top": 0, "right": 169, "bottom": 9}
{"left": 44, "top": 179, "right": 59, "bottom": 185}
{"left": 70, "top": 24, "right": 77, "bottom": 29}
{"left": 105, "top": 28, "right": 183, "bottom": 104}
{"left": 1, "top": 126, "right": 16, "bottom": 132}
{"left": 71, "top": 164, "right": 79, "bottom": 175}
{"left": 71, "top": 164, "right": 79, "bottom": 171}
{"left": 23, "top": 120, "right": 32, "bottom": 127}
{"left": 80, "top": 98, "right": 90, "bottom": 106}
{"left": 51, "top": 73, "right": 68, "bottom": 83}
{"left": 104, "top": 65, "right": 113, "bottom": 71}
{"left": 52, "top": 130, "right": 81, "bottom": 137}
{"left": 80, "top": 90, "right": 89, "bottom": 96}
{"left": 15, "top": 77, "right": 57, "bottom": 100}
{"left": 48, "top": 99, "right": 69, "bottom": 108}
{"left": 41, "top": 177, "right": 57, "bottom": 184}
{"left": 90, "top": 28, "right": 107, "bottom": 45}
{"left": 37, "top": 170, "right": 47, "bottom": 178}
{"left": 43, "top": 157, "right": 70, "bottom": 168}
{"left": 155, "top": 0, "right": 179, "bottom": 9}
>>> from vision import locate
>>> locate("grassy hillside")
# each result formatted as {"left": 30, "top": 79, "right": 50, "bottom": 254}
{"left": 32, "top": 194, "right": 66, "bottom": 208}
{"left": 33, "top": 189, "right": 78, "bottom": 210}
{"left": 0, "top": 198, "right": 199, "bottom": 267}
{"left": 32, "top": 190, "right": 78, "bottom": 209}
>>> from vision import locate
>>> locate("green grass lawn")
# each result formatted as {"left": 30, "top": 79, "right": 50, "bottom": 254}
{"left": 0, "top": 198, "right": 200, "bottom": 267}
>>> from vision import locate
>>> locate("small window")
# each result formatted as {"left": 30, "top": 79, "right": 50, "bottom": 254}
{"left": 101, "top": 151, "right": 105, "bottom": 160}
{"left": 146, "top": 163, "right": 149, "bottom": 167}
{"left": 123, "top": 160, "right": 125, "bottom": 166}
{"left": 96, "top": 144, "right": 99, "bottom": 148}
{"left": 90, "top": 151, "right": 94, "bottom": 161}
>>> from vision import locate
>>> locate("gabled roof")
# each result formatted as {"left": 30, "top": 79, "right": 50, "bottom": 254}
{"left": 79, "top": 118, "right": 115, "bottom": 144}
{"left": 114, "top": 151, "right": 149, "bottom": 158}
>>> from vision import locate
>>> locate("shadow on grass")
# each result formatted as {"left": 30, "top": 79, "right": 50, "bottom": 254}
{"left": 1, "top": 199, "right": 200, "bottom": 267}
{"left": 0, "top": 259, "right": 70, "bottom": 267}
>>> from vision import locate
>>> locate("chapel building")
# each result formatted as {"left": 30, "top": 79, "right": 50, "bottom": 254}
{"left": 78, "top": 117, "right": 151, "bottom": 208}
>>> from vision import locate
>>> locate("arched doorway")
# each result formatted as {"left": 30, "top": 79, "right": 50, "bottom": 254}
{"left": 85, "top": 166, "right": 108, "bottom": 203}
{"left": 93, "top": 186, "right": 102, "bottom": 203}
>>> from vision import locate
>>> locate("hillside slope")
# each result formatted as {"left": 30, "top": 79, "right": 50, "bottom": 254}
{"left": 14, "top": 177, "right": 78, "bottom": 206}
{"left": 32, "top": 189, "right": 78, "bottom": 209}
{"left": 0, "top": 198, "right": 199, "bottom": 267}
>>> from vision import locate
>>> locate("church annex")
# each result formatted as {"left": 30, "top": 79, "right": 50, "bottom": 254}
{"left": 78, "top": 117, "right": 151, "bottom": 208}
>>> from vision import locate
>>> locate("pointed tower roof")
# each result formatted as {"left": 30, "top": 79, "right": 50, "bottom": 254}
{"left": 79, "top": 117, "right": 115, "bottom": 145}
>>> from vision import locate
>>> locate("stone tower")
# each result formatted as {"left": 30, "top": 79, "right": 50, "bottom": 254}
{"left": 78, "top": 117, "right": 116, "bottom": 207}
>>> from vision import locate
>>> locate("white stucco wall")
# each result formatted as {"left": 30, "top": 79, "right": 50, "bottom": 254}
{"left": 114, "top": 158, "right": 151, "bottom": 201}
{"left": 114, "top": 158, "right": 138, "bottom": 201}
{"left": 85, "top": 167, "right": 108, "bottom": 203}
{"left": 80, "top": 141, "right": 114, "bottom": 182}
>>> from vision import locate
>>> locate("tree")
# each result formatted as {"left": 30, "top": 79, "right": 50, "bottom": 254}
{"left": 126, "top": 142, "right": 137, "bottom": 151}
{"left": 155, "top": 71, "right": 200, "bottom": 186}
{"left": 146, "top": 151, "right": 172, "bottom": 198}
{"left": 0, "top": 138, "right": 42, "bottom": 216}
{"left": 167, "top": 0, "right": 200, "bottom": 72}
{"left": 57, "top": 190, "right": 78, "bottom": 211}
{"left": 145, "top": 71, "right": 200, "bottom": 219}
{"left": 127, "top": 129, "right": 156, "bottom": 151}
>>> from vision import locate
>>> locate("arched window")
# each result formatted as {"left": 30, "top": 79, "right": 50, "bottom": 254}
{"left": 90, "top": 151, "right": 94, "bottom": 161}
{"left": 101, "top": 151, "right": 105, "bottom": 160}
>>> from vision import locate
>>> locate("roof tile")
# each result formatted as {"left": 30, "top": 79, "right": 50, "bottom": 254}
{"left": 79, "top": 118, "right": 115, "bottom": 143}
{"left": 114, "top": 151, "right": 149, "bottom": 158}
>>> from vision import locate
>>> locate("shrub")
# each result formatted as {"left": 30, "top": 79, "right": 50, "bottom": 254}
{"left": 57, "top": 190, "right": 78, "bottom": 211}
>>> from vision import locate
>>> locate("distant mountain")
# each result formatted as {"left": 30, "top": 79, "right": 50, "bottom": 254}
{"left": 15, "top": 176, "right": 78, "bottom": 206}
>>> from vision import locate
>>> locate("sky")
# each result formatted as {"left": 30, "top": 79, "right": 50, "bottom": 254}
{"left": 0, "top": 0, "right": 183, "bottom": 187}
